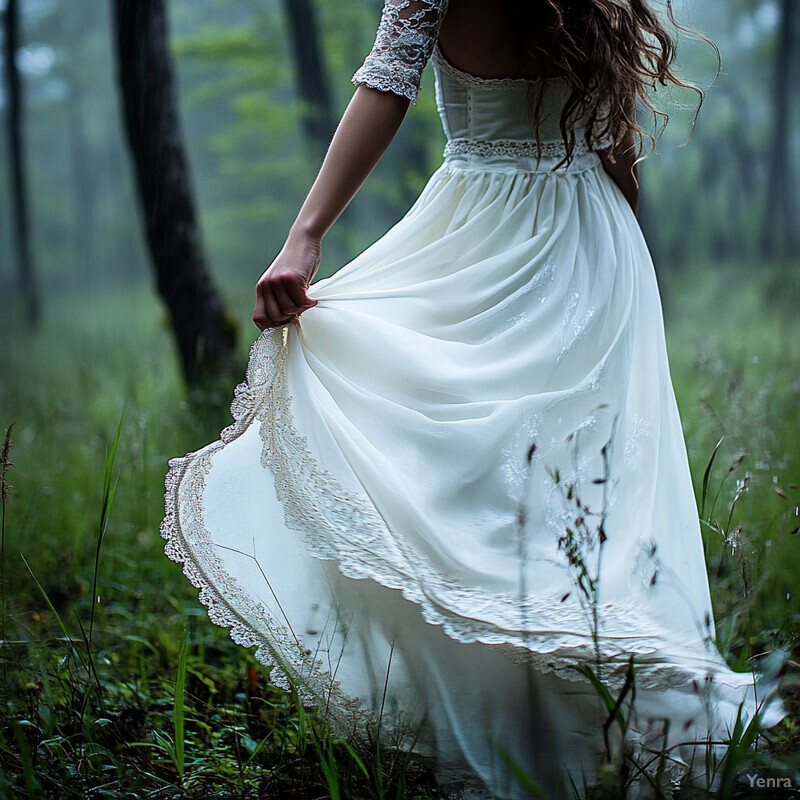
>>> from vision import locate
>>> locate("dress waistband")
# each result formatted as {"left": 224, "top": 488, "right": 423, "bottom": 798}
{"left": 442, "top": 138, "right": 602, "bottom": 173}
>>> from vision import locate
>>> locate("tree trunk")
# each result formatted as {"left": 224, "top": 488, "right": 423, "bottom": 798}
{"left": 3, "top": 0, "right": 39, "bottom": 326}
{"left": 111, "top": 0, "right": 237, "bottom": 387}
{"left": 279, "top": 0, "right": 336, "bottom": 156}
{"left": 64, "top": 2, "right": 96, "bottom": 277}
{"left": 763, "top": 0, "right": 799, "bottom": 258}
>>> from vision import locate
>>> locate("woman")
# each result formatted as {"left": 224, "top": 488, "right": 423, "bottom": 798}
{"left": 162, "top": 1, "right": 785, "bottom": 797}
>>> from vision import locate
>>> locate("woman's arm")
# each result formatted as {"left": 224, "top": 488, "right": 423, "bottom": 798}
{"left": 253, "top": 85, "right": 410, "bottom": 330}
{"left": 598, "top": 129, "right": 640, "bottom": 215}
{"left": 254, "top": 0, "right": 447, "bottom": 330}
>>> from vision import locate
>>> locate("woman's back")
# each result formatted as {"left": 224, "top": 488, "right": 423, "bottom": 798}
{"left": 437, "top": 0, "right": 526, "bottom": 79}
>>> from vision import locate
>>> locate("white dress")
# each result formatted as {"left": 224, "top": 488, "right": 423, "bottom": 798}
{"left": 161, "top": 2, "right": 786, "bottom": 798}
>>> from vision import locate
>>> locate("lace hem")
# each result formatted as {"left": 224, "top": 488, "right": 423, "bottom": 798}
{"left": 162, "top": 447, "right": 375, "bottom": 739}
{"left": 160, "top": 326, "right": 780, "bottom": 793}
{"left": 163, "top": 329, "right": 767, "bottom": 694}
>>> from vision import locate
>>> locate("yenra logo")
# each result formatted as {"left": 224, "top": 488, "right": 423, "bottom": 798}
{"left": 741, "top": 771, "right": 795, "bottom": 789}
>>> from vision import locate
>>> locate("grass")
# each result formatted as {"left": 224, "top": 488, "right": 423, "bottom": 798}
{"left": 660, "top": 260, "right": 800, "bottom": 669}
{"left": 0, "top": 261, "right": 798, "bottom": 798}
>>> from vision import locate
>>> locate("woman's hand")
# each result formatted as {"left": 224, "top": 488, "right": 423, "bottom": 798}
{"left": 253, "top": 230, "right": 321, "bottom": 330}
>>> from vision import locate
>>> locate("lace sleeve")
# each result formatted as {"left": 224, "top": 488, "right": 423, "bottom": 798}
{"left": 352, "top": 0, "right": 449, "bottom": 105}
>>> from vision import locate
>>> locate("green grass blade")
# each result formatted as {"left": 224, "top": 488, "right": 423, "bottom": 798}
{"left": 572, "top": 662, "right": 626, "bottom": 734}
{"left": 319, "top": 752, "right": 340, "bottom": 800}
{"left": 714, "top": 701, "right": 748, "bottom": 798}
{"left": 73, "top": 609, "right": 105, "bottom": 715}
{"left": 340, "top": 740, "right": 371, "bottom": 782}
{"left": 12, "top": 719, "right": 43, "bottom": 796}
{"left": 20, "top": 553, "right": 88, "bottom": 675}
{"left": 491, "top": 740, "right": 551, "bottom": 799}
{"left": 89, "top": 411, "right": 124, "bottom": 652}
{"left": 700, "top": 436, "right": 724, "bottom": 520}
{"left": 174, "top": 626, "right": 189, "bottom": 778}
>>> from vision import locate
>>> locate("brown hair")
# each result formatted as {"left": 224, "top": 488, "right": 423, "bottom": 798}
{"left": 509, "top": 0, "right": 717, "bottom": 168}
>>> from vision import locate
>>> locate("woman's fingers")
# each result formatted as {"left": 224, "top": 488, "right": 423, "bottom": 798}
{"left": 253, "top": 274, "right": 316, "bottom": 329}
{"left": 252, "top": 289, "right": 269, "bottom": 330}
{"left": 253, "top": 229, "right": 321, "bottom": 328}
{"left": 253, "top": 284, "right": 286, "bottom": 329}
{"left": 281, "top": 274, "right": 317, "bottom": 311}
{"left": 263, "top": 289, "right": 292, "bottom": 326}
{"left": 273, "top": 281, "right": 306, "bottom": 317}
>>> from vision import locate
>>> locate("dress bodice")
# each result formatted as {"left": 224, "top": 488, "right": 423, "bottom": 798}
{"left": 431, "top": 45, "right": 604, "bottom": 170}
{"left": 432, "top": 45, "right": 576, "bottom": 146}
{"left": 352, "top": 0, "right": 606, "bottom": 171}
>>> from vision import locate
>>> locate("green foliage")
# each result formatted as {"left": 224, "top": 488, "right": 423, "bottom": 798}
{"left": 661, "top": 260, "right": 800, "bottom": 667}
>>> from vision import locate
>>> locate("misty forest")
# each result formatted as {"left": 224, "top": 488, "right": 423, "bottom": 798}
{"left": 0, "top": 0, "right": 799, "bottom": 797}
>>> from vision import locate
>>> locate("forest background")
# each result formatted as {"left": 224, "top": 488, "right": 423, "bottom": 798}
{"left": 0, "top": 0, "right": 798, "bottom": 797}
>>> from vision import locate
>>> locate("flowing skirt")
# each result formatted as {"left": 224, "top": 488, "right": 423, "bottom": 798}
{"left": 162, "top": 150, "right": 785, "bottom": 799}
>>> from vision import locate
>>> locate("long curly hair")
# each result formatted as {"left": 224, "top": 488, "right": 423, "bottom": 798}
{"left": 508, "top": 0, "right": 717, "bottom": 167}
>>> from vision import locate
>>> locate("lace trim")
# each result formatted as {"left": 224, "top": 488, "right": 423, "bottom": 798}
{"left": 352, "top": 0, "right": 450, "bottom": 104}
{"left": 161, "top": 326, "right": 781, "bottom": 792}
{"left": 352, "top": 62, "right": 425, "bottom": 105}
{"left": 163, "top": 328, "right": 768, "bottom": 694}
{"left": 233, "top": 332, "right": 663, "bottom": 677}
{"left": 162, "top": 447, "right": 373, "bottom": 740}
{"left": 444, "top": 137, "right": 595, "bottom": 163}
